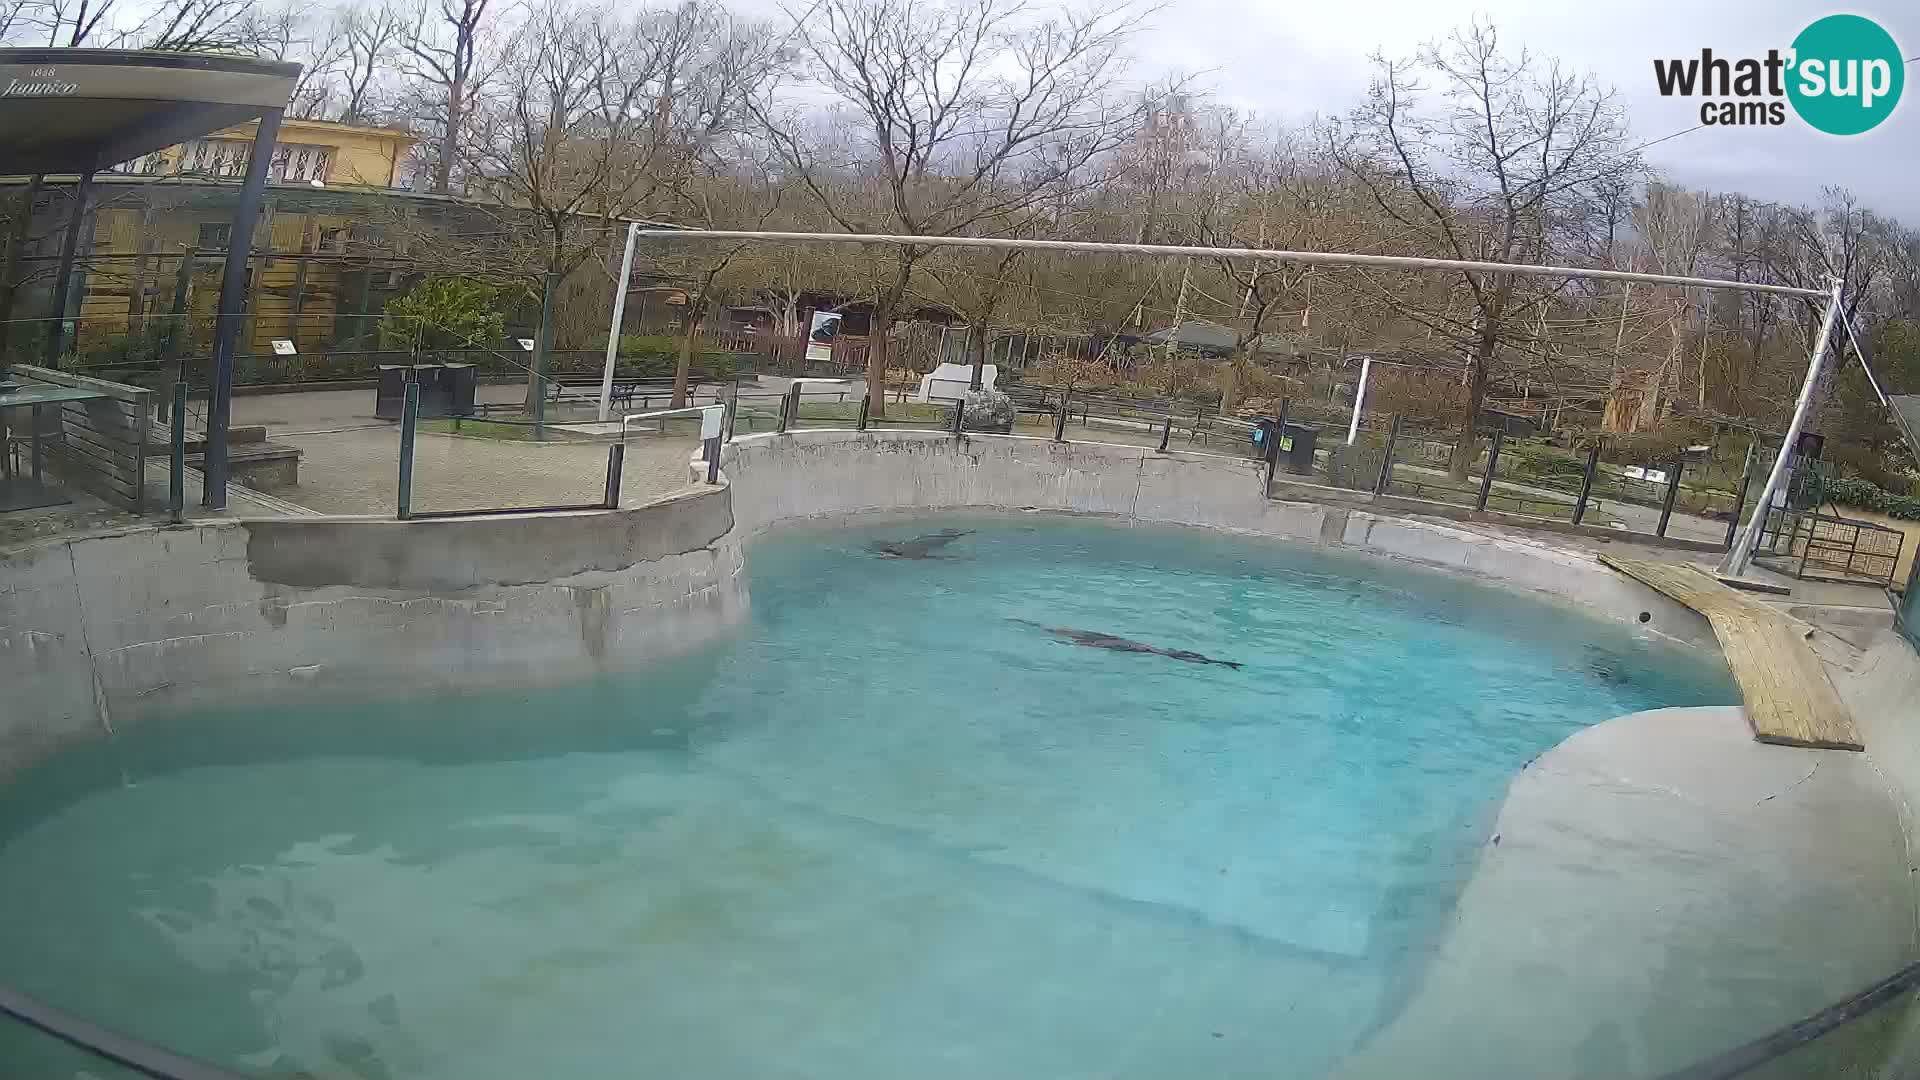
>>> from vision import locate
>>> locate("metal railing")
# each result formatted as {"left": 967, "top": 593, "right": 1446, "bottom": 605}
{"left": 623, "top": 404, "right": 727, "bottom": 486}
{"left": 1755, "top": 507, "right": 1906, "bottom": 586}
{"left": 0, "top": 984, "right": 246, "bottom": 1080}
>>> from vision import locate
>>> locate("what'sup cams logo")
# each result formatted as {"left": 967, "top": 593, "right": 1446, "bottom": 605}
{"left": 1653, "top": 13, "right": 1903, "bottom": 134}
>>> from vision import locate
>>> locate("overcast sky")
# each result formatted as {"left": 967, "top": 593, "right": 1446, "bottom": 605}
{"left": 1129, "top": 0, "right": 1919, "bottom": 220}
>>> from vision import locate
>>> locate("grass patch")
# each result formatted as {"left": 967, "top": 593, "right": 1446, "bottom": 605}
{"left": 419, "top": 417, "right": 609, "bottom": 441}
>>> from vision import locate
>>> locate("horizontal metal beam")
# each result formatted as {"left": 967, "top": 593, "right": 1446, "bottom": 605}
{"left": 635, "top": 230, "right": 1828, "bottom": 299}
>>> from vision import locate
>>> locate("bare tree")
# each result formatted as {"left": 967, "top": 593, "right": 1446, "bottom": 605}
{"left": 635, "top": 3, "right": 794, "bottom": 406}
{"left": 753, "top": 0, "right": 1156, "bottom": 417}
{"left": 1330, "top": 19, "right": 1638, "bottom": 477}
{"left": 252, "top": 3, "right": 351, "bottom": 118}
{"left": 400, "top": 0, "right": 494, "bottom": 194}
{"left": 338, "top": 2, "right": 406, "bottom": 124}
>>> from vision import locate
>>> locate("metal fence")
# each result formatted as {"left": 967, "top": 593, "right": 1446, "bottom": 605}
{"left": 1754, "top": 507, "right": 1906, "bottom": 587}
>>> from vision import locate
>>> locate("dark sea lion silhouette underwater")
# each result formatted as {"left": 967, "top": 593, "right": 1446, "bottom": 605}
{"left": 1009, "top": 619, "right": 1243, "bottom": 669}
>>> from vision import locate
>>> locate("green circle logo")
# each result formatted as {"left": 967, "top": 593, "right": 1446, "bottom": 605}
{"left": 1787, "top": 14, "right": 1904, "bottom": 135}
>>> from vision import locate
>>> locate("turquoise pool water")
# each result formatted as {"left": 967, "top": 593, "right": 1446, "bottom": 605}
{"left": 0, "top": 516, "right": 1736, "bottom": 1079}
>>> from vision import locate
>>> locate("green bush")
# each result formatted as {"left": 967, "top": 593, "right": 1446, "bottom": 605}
{"left": 612, "top": 334, "right": 741, "bottom": 380}
{"left": 380, "top": 277, "right": 507, "bottom": 354}
{"left": 1822, "top": 475, "right": 1920, "bottom": 521}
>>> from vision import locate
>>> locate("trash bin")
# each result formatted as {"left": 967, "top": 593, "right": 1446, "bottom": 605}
{"left": 374, "top": 365, "right": 410, "bottom": 420}
{"left": 442, "top": 364, "right": 477, "bottom": 417}
{"left": 1251, "top": 416, "right": 1281, "bottom": 460}
{"left": 1279, "top": 422, "right": 1318, "bottom": 475}
{"left": 414, "top": 365, "right": 458, "bottom": 417}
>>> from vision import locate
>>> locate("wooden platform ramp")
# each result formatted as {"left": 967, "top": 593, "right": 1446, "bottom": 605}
{"left": 1599, "top": 555, "right": 1862, "bottom": 752}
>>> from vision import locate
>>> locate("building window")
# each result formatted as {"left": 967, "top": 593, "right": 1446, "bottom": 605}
{"left": 177, "top": 139, "right": 252, "bottom": 178}
{"left": 196, "top": 223, "right": 232, "bottom": 249}
{"left": 172, "top": 140, "right": 334, "bottom": 183}
{"left": 270, "top": 144, "right": 334, "bottom": 183}
{"left": 105, "top": 154, "right": 166, "bottom": 176}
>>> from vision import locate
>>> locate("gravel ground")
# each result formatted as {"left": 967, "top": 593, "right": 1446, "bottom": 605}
{"left": 280, "top": 427, "right": 704, "bottom": 516}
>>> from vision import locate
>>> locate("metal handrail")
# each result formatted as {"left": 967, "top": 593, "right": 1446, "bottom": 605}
{"left": 1656, "top": 958, "right": 1920, "bottom": 1080}
{"left": 0, "top": 984, "right": 246, "bottom": 1080}
{"left": 619, "top": 404, "right": 720, "bottom": 440}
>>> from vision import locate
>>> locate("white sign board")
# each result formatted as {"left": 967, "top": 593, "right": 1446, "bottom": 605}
{"left": 700, "top": 404, "right": 725, "bottom": 440}
{"left": 270, "top": 339, "right": 297, "bottom": 355}
{"left": 519, "top": 338, "right": 536, "bottom": 352}
{"left": 806, "top": 311, "right": 842, "bottom": 363}
{"left": 916, "top": 363, "right": 995, "bottom": 403}
{"left": 1622, "top": 465, "right": 1667, "bottom": 486}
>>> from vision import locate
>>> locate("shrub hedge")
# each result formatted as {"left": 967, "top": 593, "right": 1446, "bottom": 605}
{"left": 1823, "top": 475, "right": 1920, "bottom": 522}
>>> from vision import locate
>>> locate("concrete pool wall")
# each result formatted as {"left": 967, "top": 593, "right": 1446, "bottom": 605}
{"left": 0, "top": 486, "right": 744, "bottom": 779}
{"left": 720, "top": 430, "right": 1718, "bottom": 649}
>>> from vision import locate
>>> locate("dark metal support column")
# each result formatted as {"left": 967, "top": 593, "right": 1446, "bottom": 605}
{"left": 202, "top": 108, "right": 281, "bottom": 509}
{"left": 1572, "top": 444, "right": 1601, "bottom": 525}
{"left": 1657, "top": 457, "right": 1685, "bottom": 537}
{"left": 1373, "top": 414, "right": 1403, "bottom": 497}
{"left": 603, "top": 443, "right": 625, "bottom": 507}
{"left": 1725, "top": 440, "right": 1759, "bottom": 550}
{"left": 169, "top": 381, "right": 187, "bottom": 525}
{"left": 396, "top": 378, "right": 418, "bottom": 519}
{"left": 1475, "top": 429, "right": 1505, "bottom": 511}
{"left": 44, "top": 170, "right": 94, "bottom": 366}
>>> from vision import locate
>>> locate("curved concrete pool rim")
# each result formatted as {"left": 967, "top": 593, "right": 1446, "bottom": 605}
{"left": 0, "top": 426, "right": 1914, "bottom": 1079}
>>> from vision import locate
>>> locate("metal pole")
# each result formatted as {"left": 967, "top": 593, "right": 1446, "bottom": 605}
{"left": 1054, "top": 395, "right": 1068, "bottom": 442}
{"left": 727, "top": 373, "right": 741, "bottom": 440}
{"left": 1476, "top": 428, "right": 1505, "bottom": 511}
{"left": 1722, "top": 277, "right": 1844, "bottom": 577}
{"left": 1657, "top": 457, "right": 1685, "bottom": 537}
{"left": 778, "top": 383, "right": 797, "bottom": 433}
{"left": 203, "top": 108, "right": 282, "bottom": 510}
{"left": 598, "top": 221, "right": 639, "bottom": 422}
{"left": 396, "top": 378, "right": 418, "bottom": 520}
{"left": 856, "top": 394, "right": 869, "bottom": 430}
{"left": 44, "top": 170, "right": 93, "bottom": 366}
{"left": 1724, "top": 439, "right": 1759, "bottom": 549}
{"left": 168, "top": 381, "right": 187, "bottom": 525}
{"left": 1573, "top": 444, "right": 1600, "bottom": 525}
{"left": 951, "top": 399, "right": 966, "bottom": 436}
{"left": 1158, "top": 409, "right": 1172, "bottom": 452}
{"left": 531, "top": 268, "right": 559, "bottom": 441}
{"left": 1347, "top": 354, "right": 1371, "bottom": 445}
{"left": 1373, "top": 414, "right": 1403, "bottom": 496}
{"left": 634, "top": 230, "right": 1829, "bottom": 299}
{"left": 603, "top": 442, "right": 624, "bottom": 508}
{"left": 705, "top": 437, "right": 721, "bottom": 483}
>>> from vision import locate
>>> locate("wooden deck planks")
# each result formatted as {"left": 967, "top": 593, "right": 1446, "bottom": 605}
{"left": 1599, "top": 555, "right": 1862, "bottom": 752}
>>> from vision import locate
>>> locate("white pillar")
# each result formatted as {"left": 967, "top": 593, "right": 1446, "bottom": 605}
{"left": 1721, "top": 277, "right": 1844, "bottom": 579}
{"left": 1347, "top": 355, "right": 1371, "bottom": 445}
{"left": 599, "top": 221, "right": 640, "bottom": 423}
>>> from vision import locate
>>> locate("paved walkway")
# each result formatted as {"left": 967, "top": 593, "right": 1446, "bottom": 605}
{"left": 280, "top": 428, "right": 703, "bottom": 516}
